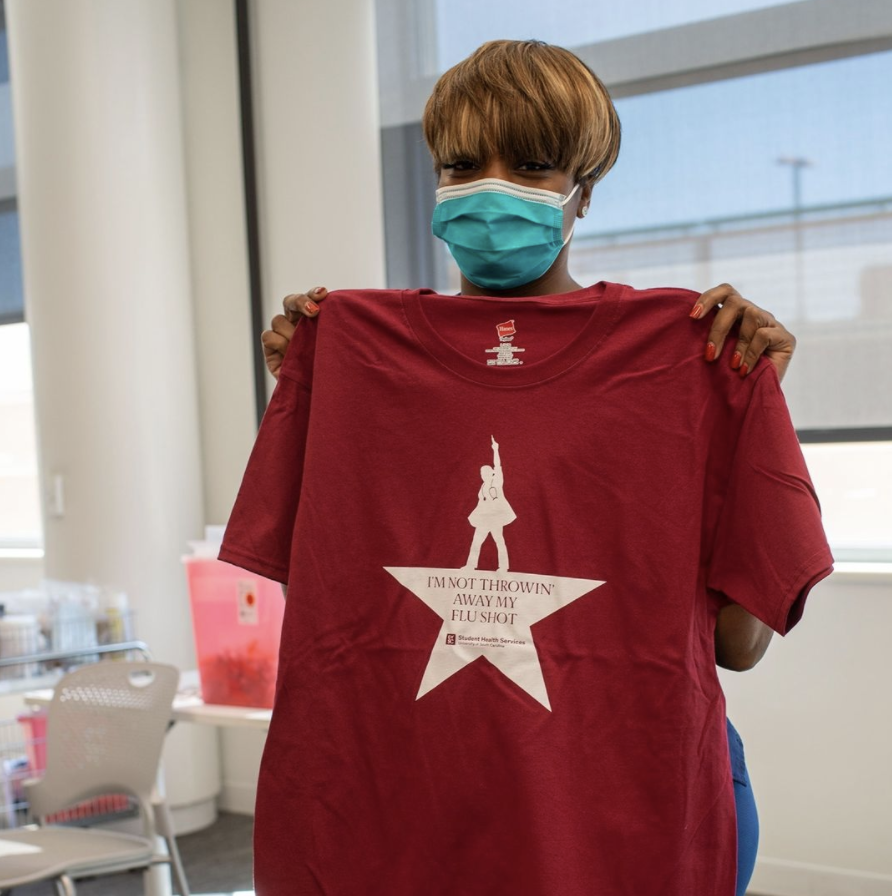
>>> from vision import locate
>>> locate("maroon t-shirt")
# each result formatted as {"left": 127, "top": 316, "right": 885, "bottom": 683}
{"left": 220, "top": 283, "right": 833, "bottom": 896}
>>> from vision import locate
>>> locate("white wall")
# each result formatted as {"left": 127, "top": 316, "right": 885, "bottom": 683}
{"left": 251, "top": 0, "right": 386, "bottom": 354}
{"left": 8, "top": 0, "right": 204, "bottom": 670}
{"left": 174, "top": 0, "right": 386, "bottom": 815}
{"left": 176, "top": 0, "right": 257, "bottom": 529}
{"left": 0, "top": 556, "right": 43, "bottom": 592}
{"left": 5, "top": 0, "right": 221, "bottom": 834}
{"left": 721, "top": 571, "right": 892, "bottom": 893}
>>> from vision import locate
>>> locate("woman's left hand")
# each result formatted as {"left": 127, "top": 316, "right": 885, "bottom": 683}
{"left": 691, "top": 283, "right": 797, "bottom": 383}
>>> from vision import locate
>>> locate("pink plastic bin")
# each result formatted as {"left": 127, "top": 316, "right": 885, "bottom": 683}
{"left": 183, "top": 557, "right": 285, "bottom": 708}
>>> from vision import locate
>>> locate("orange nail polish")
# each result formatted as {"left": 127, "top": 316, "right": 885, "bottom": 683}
{"left": 704, "top": 342, "right": 716, "bottom": 362}
{"left": 739, "top": 363, "right": 749, "bottom": 377}
{"left": 690, "top": 304, "right": 704, "bottom": 319}
{"left": 306, "top": 301, "right": 319, "bottom": 314}
{"left": 731, "top": 351, "right": 742, "bottom": 369}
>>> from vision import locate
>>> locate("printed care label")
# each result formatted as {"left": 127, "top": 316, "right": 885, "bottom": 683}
{"left": 485, "top": 319, "right": 525, "bottom": 366}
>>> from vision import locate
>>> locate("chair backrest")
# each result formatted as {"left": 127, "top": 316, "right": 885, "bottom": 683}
{"left": 26, "top": 661, "right": 179, "bottom": 821}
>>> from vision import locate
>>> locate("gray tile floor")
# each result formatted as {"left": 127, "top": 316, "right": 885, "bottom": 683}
{"left": 5, "top": 815, "right": 767, "bottom": 895}
{"left": 11, "top": 811, "right": 254, "bottom": 896}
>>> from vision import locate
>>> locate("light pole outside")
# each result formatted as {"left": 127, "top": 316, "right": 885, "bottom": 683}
{"left": 777, "top": 156, "right": 813, "bottom": 321}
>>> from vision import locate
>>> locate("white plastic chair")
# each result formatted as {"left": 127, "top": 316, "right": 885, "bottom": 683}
{"left": 0, "top": 661, "right": 190, "bottom": 896}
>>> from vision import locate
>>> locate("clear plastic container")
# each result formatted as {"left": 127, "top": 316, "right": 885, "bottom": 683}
{"left": 183, "top": 546, "right": 285, "bottom": 709}
{"left": 0, "top": 614, "right": 42, "bottom": 679}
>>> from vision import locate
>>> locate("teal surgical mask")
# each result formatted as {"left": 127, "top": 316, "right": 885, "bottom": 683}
{"left": 431, "top": 178, "right": 581, "bottom": 290}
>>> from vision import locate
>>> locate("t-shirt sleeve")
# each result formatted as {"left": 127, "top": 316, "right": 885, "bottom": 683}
{"left": 705, "top": 366, "right": 833, "bottom": 635}
{"left": 217, "top": 319, "right": 317, "bottom": 585}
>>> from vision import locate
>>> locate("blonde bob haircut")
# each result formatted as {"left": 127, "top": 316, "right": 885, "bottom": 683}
{"left": 422, "top": 40, "right": 621, "bottom": 185}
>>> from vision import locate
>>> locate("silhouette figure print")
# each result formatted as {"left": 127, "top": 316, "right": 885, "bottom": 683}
{"left": 465, "top": 436, "right": 517, "bottom": 572}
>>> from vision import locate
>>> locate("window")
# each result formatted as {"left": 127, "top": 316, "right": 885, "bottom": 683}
{"left": 565, "top": 50, "right": 892, "bottom": 437}
{"left": 802, "top": 442, "right": 892, "bottom": 563}
{"left": 0, "top": 323, "right": 41, "bottom": 550}
{"left": 376, "top": 0, "right": 892, "bottom": 561}
{"left": 0, "top": 2, "right": 42, "bottom": 552}
{"left": 0, "top": 198, "right": 24, "bottom": 323}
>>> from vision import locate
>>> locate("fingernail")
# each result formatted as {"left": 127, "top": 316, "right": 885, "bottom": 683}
{"left": 306, "top": 301, "right": 319, "bottom": 314}
{"left": 731, "top": 351, "right": 742, "bottom": 369}
{"left": 313, "top": 287, "right": 326, "bottom": 297}
{"left": 704, "top": 342, "right": 716, "bottom": 362}
{"left": 739, "top": 363, "right": 749, "bottom": 377}
{"left": 690, "top": 303, "right": 704, "bottom": 320}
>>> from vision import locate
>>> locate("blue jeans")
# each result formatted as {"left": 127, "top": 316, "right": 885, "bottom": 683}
{"left": 727, "top": 719, "right": 759, "bottom": 896}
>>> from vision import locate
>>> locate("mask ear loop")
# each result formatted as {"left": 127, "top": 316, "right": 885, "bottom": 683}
{"left": 559, "top": 183, "right": 582, "bottom": 208}
{"left": 560, "top": 183, "right": 583, "bottom": 245}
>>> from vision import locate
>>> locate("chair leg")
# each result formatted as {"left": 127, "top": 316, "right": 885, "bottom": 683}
{"left": 166, "top": 836, "right": 191, "bottom": 896}
{"left": 154, "top": 800, "right": 191, "bottom": 896}
{"left": 54, "top": 874, "right": 77, "bottom": 896}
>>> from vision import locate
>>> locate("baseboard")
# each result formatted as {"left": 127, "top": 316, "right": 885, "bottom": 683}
{"left": 218, "top": 780, "right": 257, "bottom": 815}
{"left": 171, "top": 796, "right": 218, "bottom": 835}
{"left": 749, "top": 857, "right": 892, "bottom": 895}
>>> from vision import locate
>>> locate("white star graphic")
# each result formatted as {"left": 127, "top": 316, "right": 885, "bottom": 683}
{"left": 384, "top": 567, "right": 604, "bottom": 710}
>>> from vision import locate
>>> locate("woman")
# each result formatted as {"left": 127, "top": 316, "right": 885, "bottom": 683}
{"left": 262, "top": 97, "right": 793, "bottom": 896}
{"left": 221, "top": 40, "right": 831, "bottom": 896}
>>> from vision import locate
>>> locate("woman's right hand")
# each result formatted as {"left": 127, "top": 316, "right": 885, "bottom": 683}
{"left": 261, "top": 287, "right": 328, "bottom": 379}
